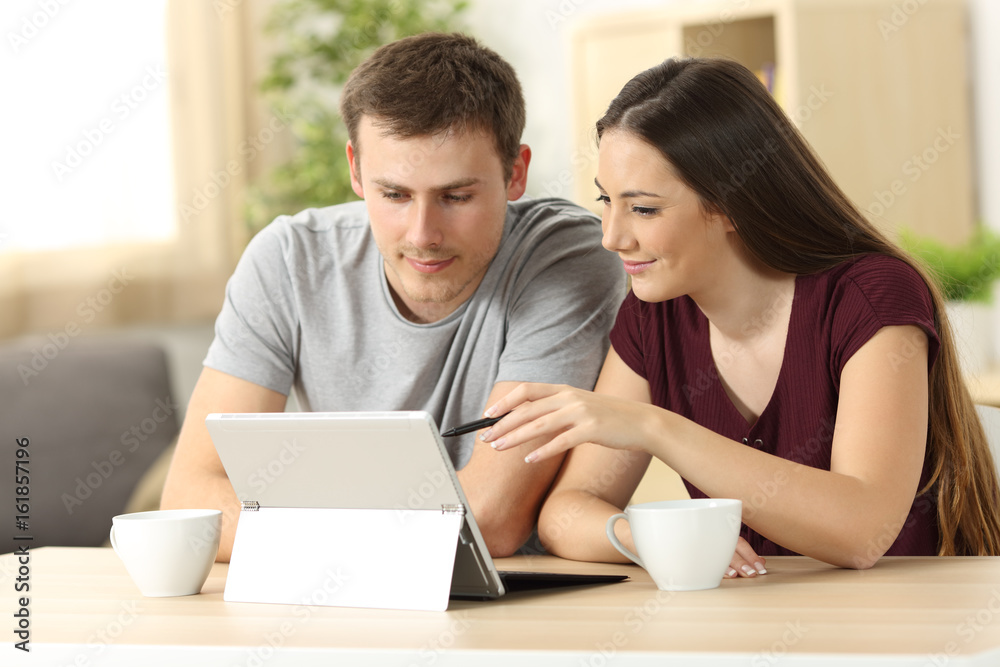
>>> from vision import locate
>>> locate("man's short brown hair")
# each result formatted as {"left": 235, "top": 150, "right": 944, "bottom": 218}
{"left": 340, "top": 32, "right": 525, "bottom": 181}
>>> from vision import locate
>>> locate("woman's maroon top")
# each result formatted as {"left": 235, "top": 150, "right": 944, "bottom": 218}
{"left": 609, "top": 254, "right": 942, "bottom": 556}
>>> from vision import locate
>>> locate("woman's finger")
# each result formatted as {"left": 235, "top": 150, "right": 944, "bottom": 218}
{"left": 482, "top": 388, "right": 579, "bottom": 446}
{"left": 484, "top": 382, "right": 574, "bottom": 418}
{"left": 729, "top": 536, "right": 767, "bottom": 577}
{"left": 724, "top": 553, "right": 745, "bottom": 579}
{"left": 522, "top": 430, "right": 584, "bottom": 463}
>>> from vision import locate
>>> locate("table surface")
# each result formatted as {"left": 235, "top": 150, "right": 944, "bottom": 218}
{"left": 968, "top": 369, "right": 1000, "bottom": 407}
{"left": 4, "top": 547, "right": 1000, "bottom": 666}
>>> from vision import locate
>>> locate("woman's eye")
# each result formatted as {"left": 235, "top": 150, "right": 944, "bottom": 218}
{"left": 596, "top": 194, "right": 610, "bottom": 205}
{"left": 632, "top": 206, "right": 658, "bottom": 216}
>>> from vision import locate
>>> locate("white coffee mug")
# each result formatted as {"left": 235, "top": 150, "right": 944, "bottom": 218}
{"left": 606, "top": 499, "right": 742, "bottom": 591}
{"left": 110, "top": 509, "right": 222, "bottom": 597}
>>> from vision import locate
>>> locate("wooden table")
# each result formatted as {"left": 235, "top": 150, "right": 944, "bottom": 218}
{"left": 968, "top": 369, "right": 1000, "bottom": 408}
{"left": 3, "top": 547, "right": 1000, "bottom": 666}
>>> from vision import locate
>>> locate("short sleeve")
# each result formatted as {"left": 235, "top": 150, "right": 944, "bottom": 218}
{"left": 608, "top": 290, "right": 648, "bottom": 379}
{"left": 830, "top": 256, "right": 940, "bottom": 377}
{"left": 203, "top": 220, "right": 300, "bottom": 394}
{"left": 494, "top": 207, "right": 627, "bottom": 390}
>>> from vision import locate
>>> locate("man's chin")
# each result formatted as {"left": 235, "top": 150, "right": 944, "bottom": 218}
{"left": 398, "top": 273, "right": 476, "bottom": 305}
{"left": 400, "top": 286, "right": 462, "bottom": 306}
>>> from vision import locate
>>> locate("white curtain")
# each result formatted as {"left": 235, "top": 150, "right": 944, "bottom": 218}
{"left": 0, "top": 0, "right": 289, "bottom": 338}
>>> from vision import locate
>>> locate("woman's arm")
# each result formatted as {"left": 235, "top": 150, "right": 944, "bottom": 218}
{"left": 489, "top": 325, "right": 930, "bottom": 569}
{"left": 537, "top": 349, "right": 765, "bottom": 576}
{"left": 536, "top": 348, "right": 653, "bottom": 562}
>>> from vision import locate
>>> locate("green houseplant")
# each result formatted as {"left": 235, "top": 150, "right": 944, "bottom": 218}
{"left": 900, "top": 226, "right": 1000, "bottom": 374}
{"left": 246, "top": 0, "right": 469, "bottom": 235}
{"left": 900, "top": 227, "right": 1000, "bottom": 304}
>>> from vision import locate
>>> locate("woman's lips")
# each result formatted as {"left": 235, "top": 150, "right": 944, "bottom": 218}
{"left": 406, "top": 256, "right": 456, "bottom": 274}
{"left": 622, "top": 260, "right": 654, "bottom": 275}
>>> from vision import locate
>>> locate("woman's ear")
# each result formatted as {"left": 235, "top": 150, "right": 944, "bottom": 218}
{"left": 703, "top": 201, "right": 736, "bottom": 233}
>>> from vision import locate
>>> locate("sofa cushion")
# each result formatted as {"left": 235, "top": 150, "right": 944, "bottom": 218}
{"left": 1, "top": 336, "right": 179, "bottom": 553}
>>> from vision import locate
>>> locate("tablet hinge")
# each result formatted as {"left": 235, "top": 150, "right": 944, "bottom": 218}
{"left": 241, "top": 500, "right": 261, "bottom": 512}
{"left": 441, "top": 504, "right": 465, "bottom": 516}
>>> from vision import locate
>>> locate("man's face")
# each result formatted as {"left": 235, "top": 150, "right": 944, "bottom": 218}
{"left": 348, "top": 117, "right": 529, "bottom": 323}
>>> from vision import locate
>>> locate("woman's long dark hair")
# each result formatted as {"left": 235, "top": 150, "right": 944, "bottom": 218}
{"left": 597, "top": 57, "right": 1000, "bottom": 556}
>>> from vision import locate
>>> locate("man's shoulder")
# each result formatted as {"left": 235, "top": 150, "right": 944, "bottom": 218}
{"left": 263, "top": 200, "right": 370, "bottom": 237}
{"left": 247, "top": 201, "right": 372, "bottom": 259}
{"left": 503, "top": 197, "right": 604, "bottom": 252}
{"left": 491, "top": 196, "right": 624, "bottom": 294}
{"left": 508, "top": 196, "right": 600, "bottom": 228}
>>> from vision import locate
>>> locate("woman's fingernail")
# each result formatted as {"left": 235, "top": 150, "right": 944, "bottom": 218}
{"left": 484, "top": 406, "right": 497, "bottom": 418}
{"left": 726, "top": 568, "right": 738, "bottom": 578}
{"left": 754, "top": 562, "right": 767, "bottom": 575}
{"left": 524, "top": 451, "right": 537, "bottom": 463}
{"left": 741, "top": 564, "right": 757, "bottom": 576}
{"left": 480, "top": 429, "right": 492, "bottom": 441}
{"left": 492, "top": 438, "right": 506, "bottom": 450}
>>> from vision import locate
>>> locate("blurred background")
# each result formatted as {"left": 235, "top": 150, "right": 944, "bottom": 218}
{"left": 1, "top": 0, "right": 998, "bottom": 551}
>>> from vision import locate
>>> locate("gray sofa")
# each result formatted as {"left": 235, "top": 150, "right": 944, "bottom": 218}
{"left": 1, "top": 336, "right": 179, "bottom": 554}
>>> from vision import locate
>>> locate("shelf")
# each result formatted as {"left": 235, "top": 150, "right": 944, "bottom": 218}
{"left": 569, "top": 0, "right": 974, "bottom": 244}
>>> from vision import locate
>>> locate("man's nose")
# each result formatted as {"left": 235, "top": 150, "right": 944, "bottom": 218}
{"left": 407, "top": 199, "right": 444, "bottom": 249}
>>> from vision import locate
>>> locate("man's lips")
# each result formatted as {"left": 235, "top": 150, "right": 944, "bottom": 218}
{"left": 622, "top": 259, "right": 654, "bottom": 275}
{"left": 406, "top": 256, "right": 456, "bottom": 274}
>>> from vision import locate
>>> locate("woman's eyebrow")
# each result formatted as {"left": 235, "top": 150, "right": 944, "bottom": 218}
{"left": 594, "top": 177, "right": 666, "bottom": 199}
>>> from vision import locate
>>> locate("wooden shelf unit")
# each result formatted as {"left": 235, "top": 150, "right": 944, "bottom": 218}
{"left": 569, "top": 0, "right": 974, "bottom": 243}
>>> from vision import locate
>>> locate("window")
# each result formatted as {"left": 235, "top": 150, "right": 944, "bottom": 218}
{"left": 2, "top": 0, "right": 174, "bottom": 253}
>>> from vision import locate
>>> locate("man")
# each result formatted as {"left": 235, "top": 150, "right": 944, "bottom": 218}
{"left": 160, "top": 32, "right": 625, "bottom": 561}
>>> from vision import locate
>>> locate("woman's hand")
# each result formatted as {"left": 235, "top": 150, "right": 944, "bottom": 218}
{"left": 480, "top": 382, "right": 664, "bottom": 463}
{"left": 726, "top": 537, "right": 767, "bottom": 579}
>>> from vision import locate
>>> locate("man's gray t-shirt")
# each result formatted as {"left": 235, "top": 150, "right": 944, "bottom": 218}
{"left": 204, "top": 197, "right": 626, "bottom": 469}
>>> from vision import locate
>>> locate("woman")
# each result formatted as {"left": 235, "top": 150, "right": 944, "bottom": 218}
{"left": 481, "top": 57, "right": 1000, "bottom": 574}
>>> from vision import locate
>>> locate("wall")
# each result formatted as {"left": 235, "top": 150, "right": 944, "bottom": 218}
{"left": 465, "top": 0, "right": 998, "bottom": 231}
{"left": 98, "top": 0, "right": 1000, "bottom": 409}
{"left": 970, "top": 0, "right": 1000, "bottom": 232}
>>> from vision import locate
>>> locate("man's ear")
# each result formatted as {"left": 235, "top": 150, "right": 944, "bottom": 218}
{"left": 346, "top": 141, "right": 364, "bottom": 199}
{"left": 505, "top": 144, "right": 531, "bottom": 201}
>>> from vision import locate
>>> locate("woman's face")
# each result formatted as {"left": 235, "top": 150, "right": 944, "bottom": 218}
{"left": 596, "top": 130, "right": 736, "bottom": 303}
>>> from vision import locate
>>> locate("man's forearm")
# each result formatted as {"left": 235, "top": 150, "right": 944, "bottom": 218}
{"left": 159, "top": 367, "right": 288, "bottom": 562}
{"left": 161, "top": 468, "right": 241, "bottom": 562}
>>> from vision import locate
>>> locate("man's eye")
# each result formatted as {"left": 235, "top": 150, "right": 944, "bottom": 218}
{"left": 381, "top": 191, "right": 405, "bottom": 201}
{"left": 445, "top": 193, "right": 473, "bottom": 203}
{"left": 596, "top": 194, "right": 610, "bottom": 205}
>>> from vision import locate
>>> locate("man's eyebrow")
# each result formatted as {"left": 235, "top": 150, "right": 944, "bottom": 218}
{"left": 594, "top": 177, "right": 665, "bottom": 199}
{"left": 372, "top": 178, "right": 410, "bottom": 192}
{"left": 435, "top": 177, "right": 482, "bottom": 191}
{"left": 371, "top": 177, "right": 482, "bottom": 192}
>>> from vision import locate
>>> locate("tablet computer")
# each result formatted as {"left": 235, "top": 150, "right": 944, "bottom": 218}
{"left": 207, "top": 411, "right": 626, "bottom": 609}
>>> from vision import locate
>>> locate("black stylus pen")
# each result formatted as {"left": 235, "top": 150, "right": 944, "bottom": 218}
{"left": 440, "top": 413, "right": 510, "bottom": 438}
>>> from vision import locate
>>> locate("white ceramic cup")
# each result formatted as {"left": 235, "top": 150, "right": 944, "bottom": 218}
{"left": 110, "top": 509, "right": 222, "bottom": 597}
{"left": 606, "top": 499, "right": 742, "bottom": 591}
